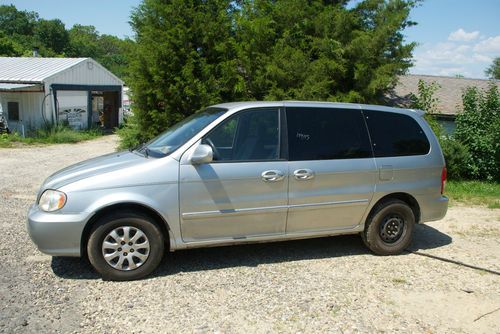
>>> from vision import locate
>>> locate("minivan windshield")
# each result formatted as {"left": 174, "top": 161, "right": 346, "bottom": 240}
{"left": 140, "top": 107, "right": 227, "bottom": 158}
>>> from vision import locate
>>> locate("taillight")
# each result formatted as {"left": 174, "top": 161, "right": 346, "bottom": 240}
{"left": 441, "top": 167, "right": 447, "bottom": 194}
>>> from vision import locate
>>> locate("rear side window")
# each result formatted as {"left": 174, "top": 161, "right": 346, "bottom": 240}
{"left": 363, "top": 110, "right": 430, "bottom": 157}
{"left": 286, "top": 107, "right": 372, "bottom": 161}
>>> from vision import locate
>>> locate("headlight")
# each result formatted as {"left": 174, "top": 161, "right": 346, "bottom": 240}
{"left": 38, "top": 190, "right": 67, "bottom": 212}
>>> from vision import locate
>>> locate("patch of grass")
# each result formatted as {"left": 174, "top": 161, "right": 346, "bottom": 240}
{"left": 446, "top": 180, "right": 500, "bottom": 209}
{"left": 328, "top": 304, "right": 341, "bottom": 316}
{"left": 0, "top": 125, "right": 102, "bottom": 148}
{"left": 392, "top": 278, "right": 407, "bottom": 284}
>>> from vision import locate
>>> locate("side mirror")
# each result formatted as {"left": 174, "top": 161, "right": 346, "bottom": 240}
{"left": 189, "top": 144, "right": 213, "bottom": 165}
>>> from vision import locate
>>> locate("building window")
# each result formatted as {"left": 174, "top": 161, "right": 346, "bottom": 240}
{"left": 7, "top": 102, "right": 19, "bottom": 121}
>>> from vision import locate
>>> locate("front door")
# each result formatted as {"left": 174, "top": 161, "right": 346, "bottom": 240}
{"left": 179, "top": 108, "right": 288, "bottom": 242}
{"left": 285, "top": 107, "right": 377, "bottom": 233}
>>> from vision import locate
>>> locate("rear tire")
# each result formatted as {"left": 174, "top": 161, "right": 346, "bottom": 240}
{"left": 87, "top": 211, "right": 165, "bottom": 281}
{"left": 362, "top": 199, "right": 414, "bottom": 255}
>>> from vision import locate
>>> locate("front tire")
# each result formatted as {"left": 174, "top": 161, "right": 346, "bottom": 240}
{"left": 362, "top": 199, "right": 415, "bottom": 255}
{"left": 87, "top": 212, "right": 165, "bottom": 281}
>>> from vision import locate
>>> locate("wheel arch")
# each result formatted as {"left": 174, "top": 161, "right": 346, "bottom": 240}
{"left": 81, "top": 202, "right": 173, "bottom": 259}
{"left": 367, "top": 192, "right": 421, "bottom": 225}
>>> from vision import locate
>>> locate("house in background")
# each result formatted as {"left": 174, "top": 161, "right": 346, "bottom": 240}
{"left": 388, "top": 74, "right": 500, "bottom": 134}
{"left": 0, "top": 57, "right": 123, "bottom": 134}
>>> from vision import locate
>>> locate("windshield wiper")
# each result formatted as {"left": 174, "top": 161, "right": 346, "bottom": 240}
{"left": 129, "top": 142, "right": 143, "bottom": 152}
{"left": 129, "top": 142, "right": 150, "bottom": 158}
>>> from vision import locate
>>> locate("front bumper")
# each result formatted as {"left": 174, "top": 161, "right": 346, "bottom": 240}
{"left": 27, "top": 204, "right": 89, "bottom": 257}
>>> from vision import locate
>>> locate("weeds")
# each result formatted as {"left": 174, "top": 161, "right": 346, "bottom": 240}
{"left": 0, "top": 124, "right": 103, "bottom": 148}
{"left": 446, "top": 181, "right": 500, "bottom": 209}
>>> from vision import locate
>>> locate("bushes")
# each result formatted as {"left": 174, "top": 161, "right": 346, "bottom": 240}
{"left": 412, "top": 80, "right": 499, "bottom": 181}
{"left": 410, "top": 80, "right": 443, "bottom": 138}
{"left": 115, "top": 114, "right": 143, "bottom": 150}
{"left": 454, "top": 85, "right": 499, "bottom": 181}
{"left": 35, "top": 124, "right": 102, "bottom": 143}
{"left": 440, "top": 138, "right": 470, "bottom": 180}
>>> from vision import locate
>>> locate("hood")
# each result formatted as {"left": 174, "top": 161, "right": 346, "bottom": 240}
{"left": 42, "top": 151, "right": 147, "bottom": 190}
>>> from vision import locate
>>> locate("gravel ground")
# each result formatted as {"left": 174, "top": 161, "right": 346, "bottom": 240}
{"left": 0, "top": 135, "right": 499, "bottom": 334}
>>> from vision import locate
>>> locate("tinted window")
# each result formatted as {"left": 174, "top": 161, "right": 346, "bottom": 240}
{"left": 286, "top": 107, "right": 371, "bottom": 161}
{"left": 8, "top": 102, "right": 19, "bottom": 121}
{"left": 203, "top": 108, "right": 279, "bottom": 161}
{"left": 363, "top": 110, "right": 430, "bottom": 157}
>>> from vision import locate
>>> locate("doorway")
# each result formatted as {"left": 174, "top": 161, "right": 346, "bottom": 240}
{"left": 51, "top": 84, "right": 122, "bottom": 131}
{"left": 91, "top": 91, "right": 119, "bottom": 129}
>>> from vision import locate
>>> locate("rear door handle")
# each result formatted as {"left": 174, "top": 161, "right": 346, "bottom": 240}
{"left": 261, "top": 170, "right": 285, "bottom": 182}
{"left": 293, "top": 168, "right": 315, "bottom": 180}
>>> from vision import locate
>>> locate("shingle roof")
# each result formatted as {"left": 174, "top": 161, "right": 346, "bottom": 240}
{"left": 387, "top": 74, "right": 500, "bottom": 115}
{"left": 0, "top": 57, "right": 87, "bottom": 83}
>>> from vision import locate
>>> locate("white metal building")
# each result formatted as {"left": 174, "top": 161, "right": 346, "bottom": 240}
{"left": 0, "top": 57, "right": 124, "bottom": 133}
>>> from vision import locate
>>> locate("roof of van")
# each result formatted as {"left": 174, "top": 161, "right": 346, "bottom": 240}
{"left": 211, "top": 101, "right": 424, "bottom": 116}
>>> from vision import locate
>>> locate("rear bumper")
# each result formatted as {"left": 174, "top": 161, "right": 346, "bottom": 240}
{"left": 418, "top": 195, "right": 449, "bottom": 223}
{"left": 27, "top": 204, "right": 88, "bottom": 257}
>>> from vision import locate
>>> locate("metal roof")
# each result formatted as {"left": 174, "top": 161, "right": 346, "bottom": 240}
{"left": 0, "top": 57, "right": 87, "bottom": 83}
{"left": 0, "top": 83, "right": 43, "bottom": 91}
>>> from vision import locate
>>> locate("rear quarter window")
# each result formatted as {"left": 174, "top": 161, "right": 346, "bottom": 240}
{"left": 363, "top": 110, "right": 430, "bottom": 157}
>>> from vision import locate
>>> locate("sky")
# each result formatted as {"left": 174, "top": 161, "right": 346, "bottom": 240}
{"left": 405, "top": 0, "right": 500, "bottom": 79}
{"left": 5, "top": 0, "right": 500, "bottom": 79}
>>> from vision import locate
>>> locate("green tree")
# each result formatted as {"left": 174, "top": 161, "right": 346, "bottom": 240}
{"left": 96, "top": 35, "right": 133, "bottom": 79}
{"left": 66, "top": 24, "right": 131, "bottom": 78}
{"left": 235, "top": 0, "right": 417, "bottom": 102}
{"left": 455, "top": 85, "right": 500, "bottom": 180}
{"left": 124, "top": 0, "right": 418, "bottom": 145}
{"left": 0, "top": 4, "right": 130, "bottom": 77}
{"left": 409, "top": 79, "right": 442, "bottom": 137}
{"left": 0, "top": 5, "right": 38, "bottom": 36}
{"left": 485, "top": 57, "right": 500, "bottom": 80}
{"left": 34, "top": 19, "right": 69, "bottom": 54}
{"left": 408, "top": 79, "right": 472, "bottom": 180}
{"left": 0, "top": 5, "right": 38, "bottom": 54}
{"left": 127, "top": 0, "right": 242, "bottom": 141}
{"left": 0, "top": 31, "right": 24, "bottom": 56}
{"left": 66, "top": 24, "right": 101, "bottom": 58}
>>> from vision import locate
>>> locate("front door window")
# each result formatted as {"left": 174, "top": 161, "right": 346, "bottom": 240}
{"left": 202, "top": 108, "right": 280, "bottom": 161}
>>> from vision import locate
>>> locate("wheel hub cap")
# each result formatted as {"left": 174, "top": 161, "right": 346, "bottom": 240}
{"left": 101, "top": 226, "right": 150, "bottom": 271}
{"left": 379, "top": 215, "right": 405, "bottom": 244}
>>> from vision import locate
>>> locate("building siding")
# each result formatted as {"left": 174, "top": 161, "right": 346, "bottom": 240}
{"left": 0, "top": 91, "right": 45, "bottom": 132}
{"left": 44, "top": 59, "right": 122, "bottom": 87}
{"left": 0, "top": 57, "right": 123, "bottom": 133}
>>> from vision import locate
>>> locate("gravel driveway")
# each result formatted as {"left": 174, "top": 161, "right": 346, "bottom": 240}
{"left": 1, "top": 135, "right": 499, "bottom": 333}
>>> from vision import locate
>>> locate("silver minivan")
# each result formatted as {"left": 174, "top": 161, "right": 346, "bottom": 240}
{"left": 28, "top": 101, "right": 448, "bottom": 280}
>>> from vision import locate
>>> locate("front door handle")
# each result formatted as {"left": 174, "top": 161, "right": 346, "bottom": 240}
{"left": 293, "top": 168, "right": 315, "bottom": 180}
{"left": 261, "top": 170, "right": 285, "bottom": 182}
